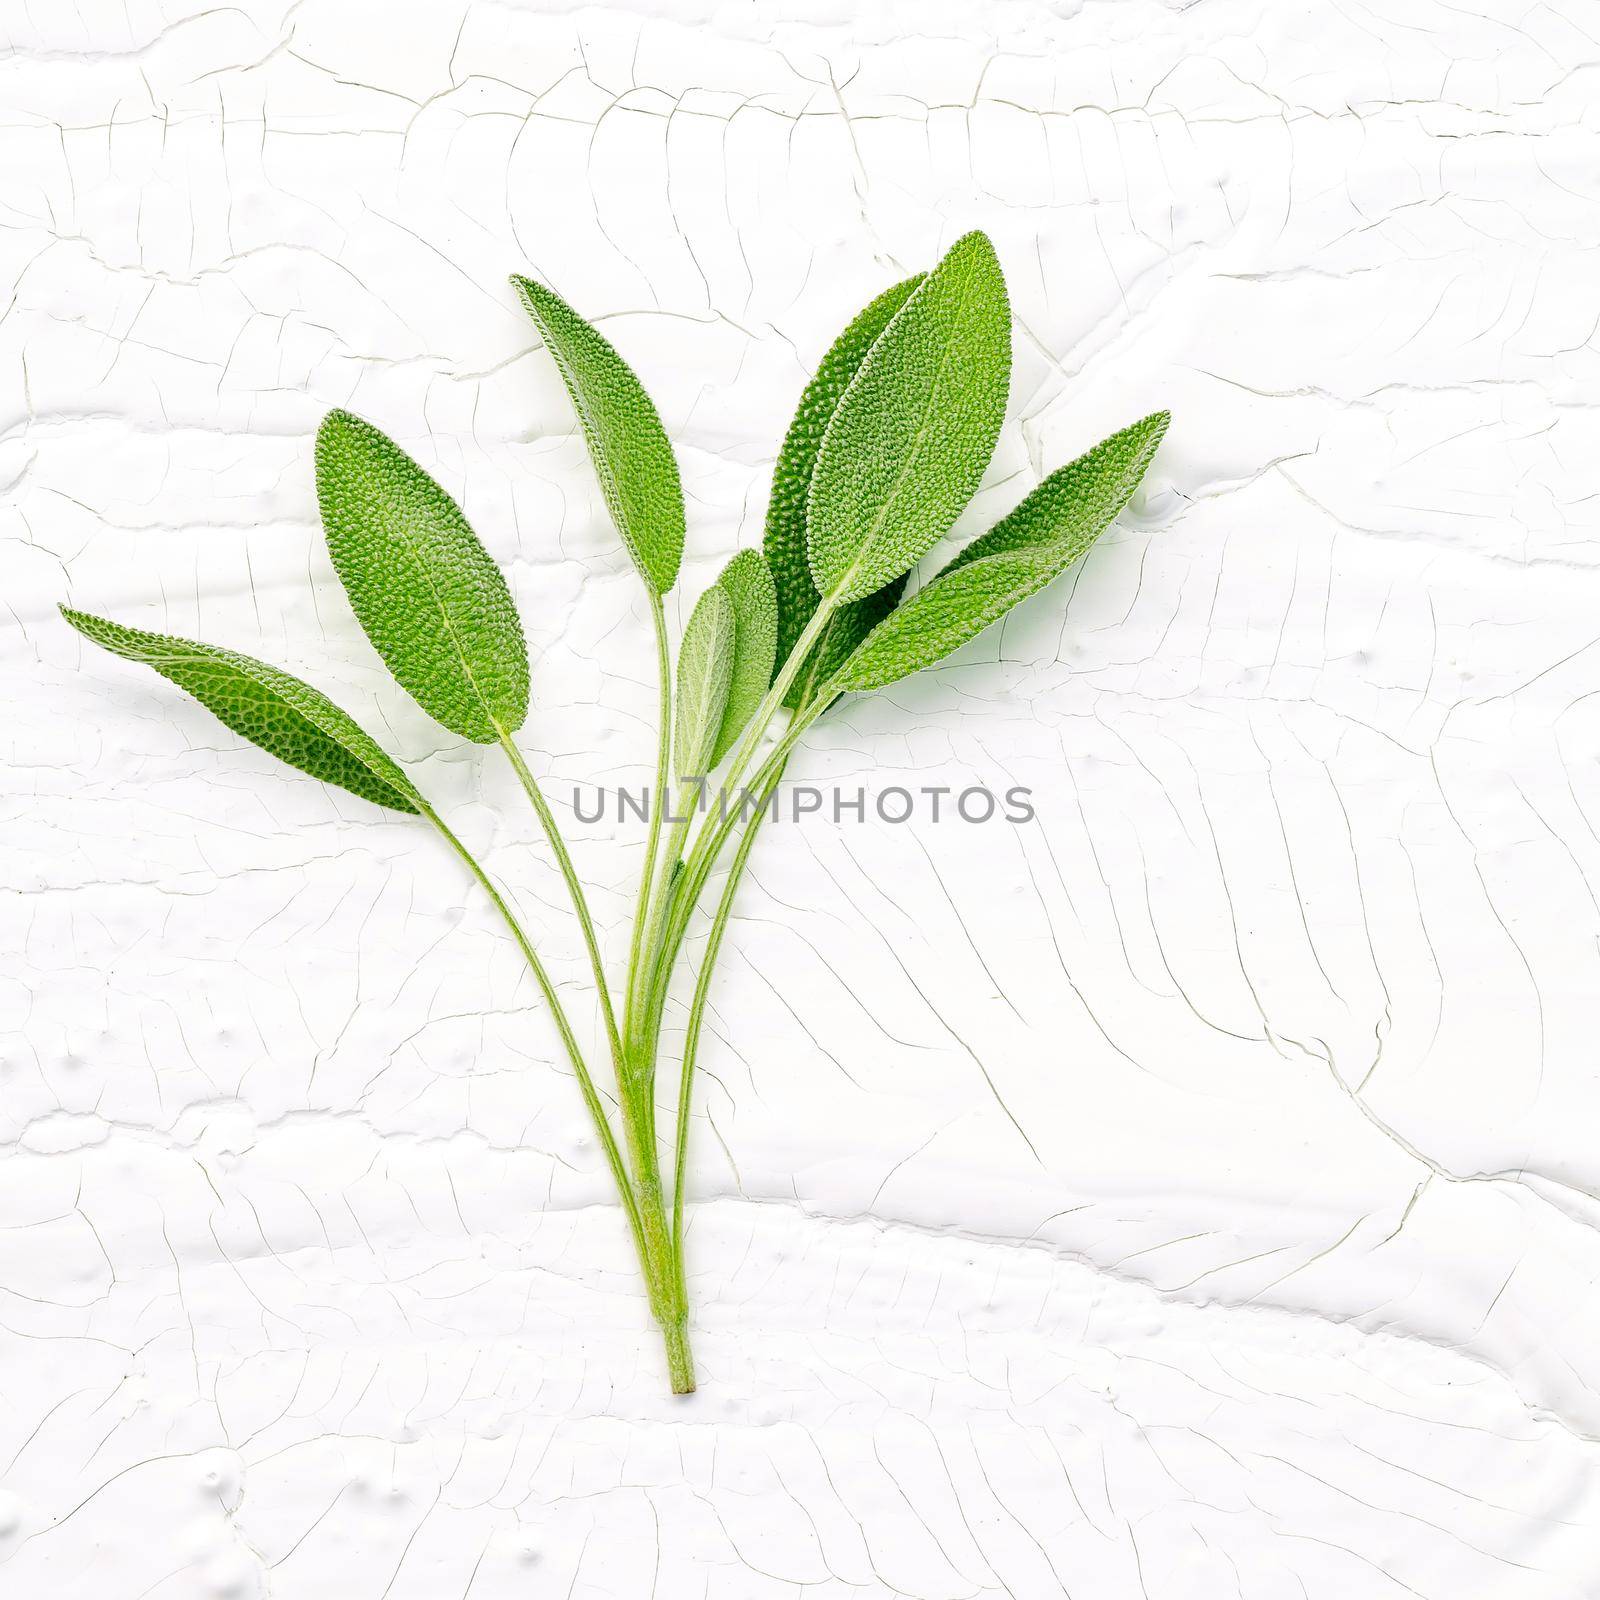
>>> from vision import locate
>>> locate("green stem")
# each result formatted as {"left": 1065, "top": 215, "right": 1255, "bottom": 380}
{"left": 652, "top": 704, "right": 824, "bottom": 1020}
{"left": 620, "top": 710, "right": 825, "bottom": 1395}
{"left": 627, "top": 607, "right": 840, "bottom": 1073}
{"left": 625, "top": 774, "right": 698, "bottom": 1067}
{"left": 670, "top": 758, "right": 785, "bottom": 1297}
{"left": 602, "top": 593, "right": 700, "bottom": 1391}
{"left": 618, "top": 1098, "right": 694, "bottom": 1391}
{"left": 612, "top": 603, "right": 841, "bottom": 1394}
{"left": 496, "top": 729, "right": 624, "bottom": 1074}
{"left": 420, "top": 803, "right": 650, "bottom": 1277}
{"left": 659, "top": 1308, "right": 695, "bottom": 1394}
{"left": 623, "top": 593, "right": 674, "bottom": 1059}
{"left": 702, "top": 599, "right": 836, "bottom": 826}
{"left": 626, "top": 704, "right": 828, "bottom": 1268}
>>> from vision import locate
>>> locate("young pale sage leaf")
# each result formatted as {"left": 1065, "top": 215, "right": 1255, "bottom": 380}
{"left": 512, "top": 275, "right": 685, "bottom": 595}
{"left": 711, "top": 550, "right": 778, "bottom": 766}
{"left": 764, "top": 275, "right": 923, "bottom": 681}
{"left": 807, "top": 232, "right": 1011, "bottom": 605}
{"left": 316, "top": 410, "right": 529, "bottom": 745}
{"left": 832, "top": 411, "right": 1169, "bottom": 693}
{"left": 62, "top": 607, "right": 422, "bottom": 813}
{"left": 673, "top": 584, "right": 736, "bottom": 780}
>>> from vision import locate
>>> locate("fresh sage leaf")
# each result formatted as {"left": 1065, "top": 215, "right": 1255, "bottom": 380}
{"left": 62, "top": 607, "right": 422, "bottom": 813}
{"left": 673, "top": 584, "right": 735, "bottom": 780}
{"left": 764, "top": 275, "right": 923, "bottom": 687}
{"left": 832, "top": 412, "right": 1169, "bottom": 692}
{"left": 806, "top": 232, "right": 1011, "bottom": 605}
{"left": 512, "top": 274, "right": 685, "bottom": 596}
{"left": 316, "top": 410, "right": 529, "bottom": 746}
{"left": 711, "top": 550, "right": 778, "bottom": 766}
{"left": 941, "top": 411, "right": 1171, "bottom": 576}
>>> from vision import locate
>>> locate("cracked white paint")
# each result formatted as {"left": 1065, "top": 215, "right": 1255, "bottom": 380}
{"left": 4, "top": 0, "right": 1600, "bottom": 1594}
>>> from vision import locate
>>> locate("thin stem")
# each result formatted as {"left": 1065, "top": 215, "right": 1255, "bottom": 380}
{"left": 496, "top": 728, "right": 623, "bottom": 1072}
{"left": 656, "top": 777, "right": 701, "bottom": 898}
{"left": 659, "top": 1309, "right": 695, "bottom": 1394}
{"left": 632, "top": 701, "right": 828, "bottom": 1122}
{"left": 615, "top": 1095, "right": 691, "bottom": 1384}
{"left": 691, "top": 598, "right": 837, "bottom": 851}
{"left": 623, "top": 592, "right": 673, "bottom": 1057}
{"left": 628, "top": 604, "right": 840, "bottom": 1058}
{"left": 670, "top": 757, "right": 785, "bottom": 1291}
{"left": 419, "top": 802, "right": 649, "bottom": 1266}
{"left": 625, "top": 773, "right": 697, "bottom": 1070}
{"left": 669, "top": 704, "right": 824, "bottom": 972}
{"left": 619, "top": 747, "right": 800, "bottom": 1399}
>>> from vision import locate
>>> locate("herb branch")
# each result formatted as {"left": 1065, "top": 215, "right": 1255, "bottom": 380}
{"left": 62, "top": 232, "right": 1168, "bottom": 1394}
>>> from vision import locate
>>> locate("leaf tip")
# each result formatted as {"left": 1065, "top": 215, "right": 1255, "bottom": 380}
{"left": 317, "top": 406, "right": 362, "bottom": 434}
{"left": 511, "top": 273, "right": 557, "bottom": 326}
{"left": 718, "top": 547, "right": 773, "bottom": 590}
{"left": 315, "top": 408, "right": 370, "bottom": 473}
{"left": 944, "top": 230, "right": 1006, "bottom": 297}
{"left": 950, "top": 227, "right": 998, "bottom": 261}
{"left": 60, "top": 604, "right": 105, "bottom": 643}
{"left": 1130, "top": 409, "right": 1172, "bottom": 470}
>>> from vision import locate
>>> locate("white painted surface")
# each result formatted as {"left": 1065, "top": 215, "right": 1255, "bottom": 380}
{"left": 4, "top": 1, "right": 1600, "bottom": 1594}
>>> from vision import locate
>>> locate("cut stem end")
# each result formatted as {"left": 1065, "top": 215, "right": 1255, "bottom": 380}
{"left": 661, "top": 1315, "right": 696, "bottom": 1395}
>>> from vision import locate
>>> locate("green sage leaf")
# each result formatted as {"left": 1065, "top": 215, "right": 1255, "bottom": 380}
{"left": 62, "top": 607, "right": 421, "bottom": 813}
{"left": 673, "top": 584, "right": 735, "bottom": 780}
{"left": 315, "top": 410, "right": 529, "bottom": 746}
{"left": 512, "top": 274, "right": 685, "bottom": 595}
{"left": 807, "top": 232, "right": 1011, "bottom": 605}
{"left": 764, "top": 275, "right": 923, "bottom": 687}
{"left": 832, "top": 411, "right": 1169, "bottom": 693}
{"left": 942, "top": 412, "right": 1171, "bottom": 576}
{"left": 711, "top": 549, "right": 778, "bottom": 765}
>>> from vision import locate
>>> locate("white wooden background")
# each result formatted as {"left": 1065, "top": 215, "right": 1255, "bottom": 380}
{"left": 5, "top": 1, "right": 1600, "bottom": 1594}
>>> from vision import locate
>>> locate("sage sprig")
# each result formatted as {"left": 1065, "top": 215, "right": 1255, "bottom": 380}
{"left": 62, "top": 232, "right": 1168, "bottom": 1395}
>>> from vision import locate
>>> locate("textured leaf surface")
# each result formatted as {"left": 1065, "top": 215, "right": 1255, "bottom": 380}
{"left": 834, "top": 412, "right": 1169, "bottom": 692}
{"left": 763, "top": 275, "right": 922, "bottom": 680}
{"left": 316, "top": 410, "right": 528, "bottom": 745}
{"left": 807, "top": 232, "right": 1011, "bottom": 604}
{"left": 513, "top": 274, "right": 685, "bottom": 595}
{"left": 942, "top": 412, "right": 1172, "bottom": 575}
{"left": 673, "top": 584, "right": 735, "bottom": 779}
{"left": 711, "top": 550, "right": 778, "bottom": 765}
{"left": 62, "top": 608, "right": 421, "bottom": 813}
